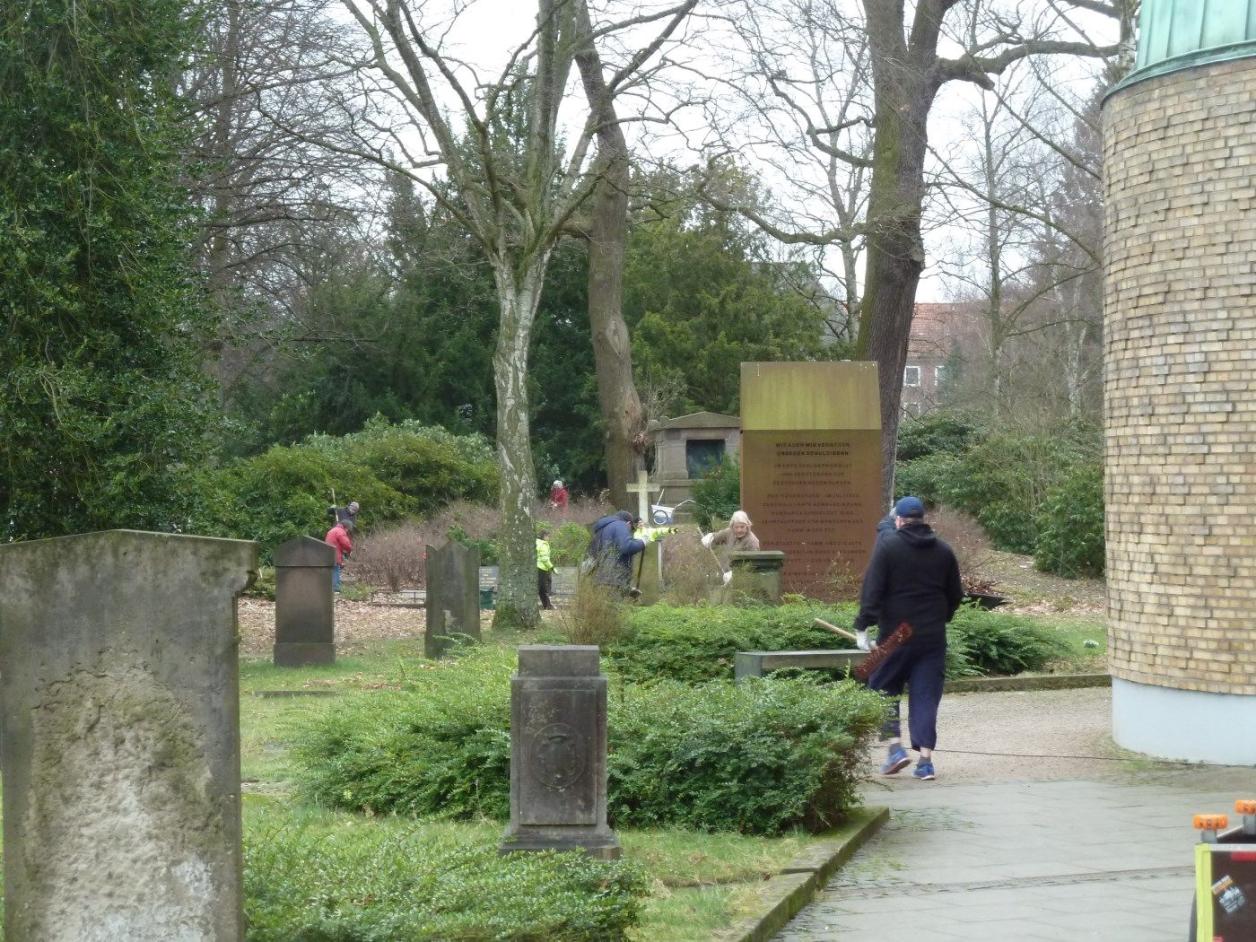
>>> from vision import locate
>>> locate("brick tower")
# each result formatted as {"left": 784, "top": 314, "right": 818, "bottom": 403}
{"left": 1103, "top": 2, "right": 1256, "bottom": 763}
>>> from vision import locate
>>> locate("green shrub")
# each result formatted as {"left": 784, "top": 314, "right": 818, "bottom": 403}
{"left": 293, "top": 646, "right": 881, "bottom": 836}
{"left": 244, "top": 802, "right": 647, "bottom": 940}
{"left": 549, "top": 521, "right": 592, "bottom": 566}
{"left": 895, "top": 428, "right": 1101, "bottom": 556}
{"left": 948, "top": 607, "right": 1070, "bottom": 676}
{"left": 609, "top": 677, "right": 884, "bottom": 834}
{"left": 608, "top": 603, "right": 857, "bottom": 683}
{"left": 691, "top": 458, "right": 740, "bottom": 530}
{"left": 191, "top": 418, "right": 498, "bottom": 558}
{"left": 294, "top": 648, "right": 514, "bottom": 820}
{"left": 1034, "top": 461, "right": 1105, "bottom": 577}
{"left": 896, "top": 412, "right": 984, "bottom": 462}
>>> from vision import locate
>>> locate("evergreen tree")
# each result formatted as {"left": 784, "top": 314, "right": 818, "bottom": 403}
{"left": 0, "top": 0, "right": 216, "bottom": 538}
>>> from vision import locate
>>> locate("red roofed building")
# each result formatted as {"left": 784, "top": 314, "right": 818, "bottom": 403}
{"left": 901, "top": 302, "right": 981, "bottom": 415}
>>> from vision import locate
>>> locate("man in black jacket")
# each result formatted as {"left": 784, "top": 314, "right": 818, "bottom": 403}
{"left": 854, "top": 496, "right": 963, "bottom": 781}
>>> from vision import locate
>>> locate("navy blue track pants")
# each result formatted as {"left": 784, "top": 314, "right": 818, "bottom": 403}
{"left": 866, "top": 640, "right": 946, "bottom": 752}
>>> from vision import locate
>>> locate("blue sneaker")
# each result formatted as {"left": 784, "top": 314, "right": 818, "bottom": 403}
{"left": 913, "top": 760, "right": 936, "bottom": 781}
{"left": 880, "top": 744, "right": 910, "bottom": 775}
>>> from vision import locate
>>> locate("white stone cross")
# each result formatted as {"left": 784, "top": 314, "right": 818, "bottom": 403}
{"left": 625, "top": 469, "right": 661, "bottom": 523}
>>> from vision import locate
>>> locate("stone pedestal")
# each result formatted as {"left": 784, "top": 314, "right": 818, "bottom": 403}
{"left": 273, "top": 535, "right": 335, "bottom": 666}
{"left": 728, "top": 550, "right": 786, "bottom": 604}
{"left": 425, "top": 542, "right": 480, "bottom": 658}
{"left": 500, "top": 646, "right": 619, "bottom": 859}
{"left": 0, "top": 530, "right": 256, "bottom": 942}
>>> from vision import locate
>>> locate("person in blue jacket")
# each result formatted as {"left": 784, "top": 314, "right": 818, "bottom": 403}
{"left": 587, "top": 510, "right": 646, "bottom": 594}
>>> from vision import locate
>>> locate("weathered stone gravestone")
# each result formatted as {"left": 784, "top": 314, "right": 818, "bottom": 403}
{"left": 0, "top": 530, "right": 256, "bottom": 942}
{"left": 740, "top": 362, "right": 882, "bottom": 596}
{"left": 727, "top": 549, "right": 786, "bottom": 604}
{"left": 274, "top": 535, "right": 336, "bottom": 666}
{"left": 425, "top": 541, "right": 480, "bottom": 658}
{"left": 500, "top": 646, "right": 619, "bottom": 859}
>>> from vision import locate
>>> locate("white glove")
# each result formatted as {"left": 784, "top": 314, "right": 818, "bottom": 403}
{"left": 701, "top": 532, "right": 714, "bottom": 548}
{"left": 722, "top": 569, "right": 733, "bottom": 585}
{"left": 855, "top": 629, "right": 871, "bottom": 652}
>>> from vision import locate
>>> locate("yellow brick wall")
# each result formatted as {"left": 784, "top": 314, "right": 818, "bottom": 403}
{"left": 1103, "top": 58, "right": 1256, "bottom": 695}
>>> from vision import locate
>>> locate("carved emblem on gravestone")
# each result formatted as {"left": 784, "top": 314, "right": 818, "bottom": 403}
{"left": 527, "top": 722, "right": 587, "bottom": 791}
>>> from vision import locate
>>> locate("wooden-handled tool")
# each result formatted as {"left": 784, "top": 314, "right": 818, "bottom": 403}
{"left": 812, "top": 617, "right": 913, "bottom": 682}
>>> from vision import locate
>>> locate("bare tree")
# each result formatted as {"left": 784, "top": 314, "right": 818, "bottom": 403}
{"left": 183, "top": 0, "right": 377, "bottom": 397}
{"left": 332, "top": 0, "right": 697, "bottom": 626}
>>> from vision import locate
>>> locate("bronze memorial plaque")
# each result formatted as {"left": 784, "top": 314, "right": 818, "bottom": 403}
{"left": 740, "top": 363, "right": 882, "bottom": 596}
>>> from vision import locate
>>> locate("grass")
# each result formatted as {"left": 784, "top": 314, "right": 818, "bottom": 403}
{"left": 1025, "top": 613, "right": 1108, "bottom": 673}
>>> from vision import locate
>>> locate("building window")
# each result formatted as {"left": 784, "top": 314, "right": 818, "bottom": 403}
{"left": 935, "top": 365, "right": 946, "bottom": 386}
{"left": 904, "top": 365, "right": 921, "bottom": 387}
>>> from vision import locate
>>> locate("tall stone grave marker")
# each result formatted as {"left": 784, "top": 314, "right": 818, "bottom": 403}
{"left": 274, "top": 535, "right": 336, "bottom": 666}
{"left": 425, "top": 541, "right": 480, "bottom": 658}
{"left": 500, "top": 646, "right": 619, "bottom": 859}
{"left": 740, "top": 362, "right": 882, "bottom": 595}
{"left": 0, "top": 530, "right": 256, "bottom": 942}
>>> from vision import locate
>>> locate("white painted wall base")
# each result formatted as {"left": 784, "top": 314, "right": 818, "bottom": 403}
{"left": 1112, "top": 678, "right": 1256, "bottom": 765}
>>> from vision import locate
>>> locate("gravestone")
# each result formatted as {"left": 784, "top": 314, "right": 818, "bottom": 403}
{"left": 500, "top": 646, "right": 620, "bottom": 859}
{"left": 740, "top": 362, "right": 882, "bottom": 596}
{"left": 0, "top": 530, "right": 256, "bottom": 942}
{"left": 274, "top": 535, "right": 336, "bottom": 666}
{"left": 728, "top": 549, "right": 786, "bottom": 604}
{"left": 425, "top": 541, "right": 480, "bottom": 658}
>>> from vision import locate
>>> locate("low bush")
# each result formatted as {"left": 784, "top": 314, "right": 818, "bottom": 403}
{"left": 548, "top": 520, "right": 592, "bottom": 566}
{"left": 609, "top": 677, "right": 884, "bottom": 834}
{"left": 558, "top": 582, "right": 629, "bottom": 647}
{"left": 293, "top": 647, "right": 881, "bottom": 836}
{"left": 294, "top": 649, "right": 514, "bottom": 820}
{"left": 1034, "top": 461, "right": 1105, "bottom": 577}
{"left": 349, "top": 522, "right": 425, "bottom": 592}
{"left": 244, "top": 802, "right": 647, "bottom": 940}
{"left": 896, "top": 412, "right": 985, "bottom": 462}
{"left": 607, "top": 602, "right": 856, "bottom": 683}
{"left": 948, "top": 607, "right": 1070, "bottom": 676}
{"left": 191, "top": 418, "right": 498, "bottom": 557}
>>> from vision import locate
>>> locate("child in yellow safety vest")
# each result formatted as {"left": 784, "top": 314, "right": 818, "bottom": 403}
{"left": 536, "top": 528, "right": 555, "bottom": 610}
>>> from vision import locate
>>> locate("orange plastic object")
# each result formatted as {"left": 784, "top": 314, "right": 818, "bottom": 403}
{"left": 1194, "top": 813, "right": 1228, "bottom": 830}
{"left": 1236, "top": 800, "right": 1256, "bottom": 815}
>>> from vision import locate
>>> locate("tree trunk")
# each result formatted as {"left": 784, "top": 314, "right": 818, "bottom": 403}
{"left": 855, "top": 32, "right": 933, "bottom": 505}
{"left": 575, "top": 6, "right": 645, "bottom": 510}
{"left": 491, "top": 260, "right": 547, "bottom": 629}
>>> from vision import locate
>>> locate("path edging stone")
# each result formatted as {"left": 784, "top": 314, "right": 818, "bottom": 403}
{"left": 944, "top": 672, "right": 1110, "bottom": 694}
{"left": 716, "top": 805, "right": 889, "bottom": 942}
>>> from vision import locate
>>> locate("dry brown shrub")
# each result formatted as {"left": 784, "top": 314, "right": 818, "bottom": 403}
{"left": 929, "top": 505, "right": 995, "bottom": 592}
{"left": 535, "top": 495, "right": 614, "bottom": 528}
{"left": 557, "top": 581, "right": 628, "bottom": 647}
{"left": 350, "top": 521, "right": 425, "bottom": 592}
{"left": 660, "top": 531, "right": 722, "bottom": 605}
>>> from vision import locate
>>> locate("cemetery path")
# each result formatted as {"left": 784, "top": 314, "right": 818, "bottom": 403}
{"left": 776, "top": 687, "right": 1252, "bottom": 942}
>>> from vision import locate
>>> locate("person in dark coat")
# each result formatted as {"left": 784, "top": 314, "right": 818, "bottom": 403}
{"left": 587, "top": 510, "right": 645, "bottom": 593}
{"left": 854, "top": 495, "right": 963, "bottom": 782}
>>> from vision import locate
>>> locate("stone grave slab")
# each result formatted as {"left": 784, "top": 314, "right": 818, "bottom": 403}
{"left": 273, "top": 535, "right": 335, "bottom": 666}
{"left": 0, "top": 530, "right": 256, "bottom": 942}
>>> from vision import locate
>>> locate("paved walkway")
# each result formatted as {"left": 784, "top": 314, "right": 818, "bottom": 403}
{"left": 776, "top": 688, "right": 1255, "bottom": 941}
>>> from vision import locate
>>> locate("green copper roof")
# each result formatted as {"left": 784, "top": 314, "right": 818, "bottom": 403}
{"left": 1116, "top": 0, "right": 1256, "bottom": 91}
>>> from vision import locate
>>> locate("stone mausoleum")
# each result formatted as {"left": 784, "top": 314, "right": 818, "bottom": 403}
{"left": 1103, "top": 0, "right": 1256, "bottom": 763}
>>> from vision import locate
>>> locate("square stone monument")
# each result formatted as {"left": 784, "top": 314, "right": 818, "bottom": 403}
{"left": 0, "top": 530, "right": 256, "bottom": 942}
{"left": 425, "top": 541, "right": 480, "bottom": 658}
{"left": 500, "top": 646, "right": 619, "bottom": 859}
{"left": 740, "top": 362, "right": 882, "bottom": 596}
{"left": 274, "top": 535, "right": 336, "bottom": 666}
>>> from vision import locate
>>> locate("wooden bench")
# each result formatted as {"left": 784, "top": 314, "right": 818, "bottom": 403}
{"left": 734, "top": 649, "right": 866, "bottom": 682}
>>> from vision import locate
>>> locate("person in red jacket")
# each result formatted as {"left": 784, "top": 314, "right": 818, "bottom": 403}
{"left": 324, "top": 519, "right": 354, "bottom": 593}
{"left": 548, "top": 479, "right": 569, "bottom": 511}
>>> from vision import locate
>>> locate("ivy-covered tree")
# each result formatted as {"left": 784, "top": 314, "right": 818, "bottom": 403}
{"left": 0, "top": 0, "right": 216, "bottom": 539}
